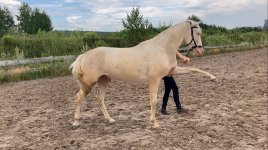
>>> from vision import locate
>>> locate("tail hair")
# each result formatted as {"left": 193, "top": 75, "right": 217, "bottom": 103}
{"left": 70, "top": 54, "right": 84, "bottom": 79}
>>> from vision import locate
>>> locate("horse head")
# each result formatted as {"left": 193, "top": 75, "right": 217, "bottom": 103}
{"left": 184, "top": 20, "right": 203, "bottom": 57}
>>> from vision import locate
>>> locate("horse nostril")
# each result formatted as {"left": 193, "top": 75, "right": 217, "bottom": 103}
{"left": 196, "top": 49, "right": 203, "bottom": 55}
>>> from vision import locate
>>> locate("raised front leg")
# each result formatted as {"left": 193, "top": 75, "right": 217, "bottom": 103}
{"left": 149, "top": 78, "right": 161, "bottom": 128}
{"left": 169, "top": 66, "right": 216, "bottom": 81}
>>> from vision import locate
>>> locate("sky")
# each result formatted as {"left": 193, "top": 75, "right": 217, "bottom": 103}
{"left": 0, "top": 0, "right": 267, "bottom": 31}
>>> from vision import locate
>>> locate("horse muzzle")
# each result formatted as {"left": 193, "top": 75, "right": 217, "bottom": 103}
{"left": 194, "top": 47, "right": 203, "bottom": 56}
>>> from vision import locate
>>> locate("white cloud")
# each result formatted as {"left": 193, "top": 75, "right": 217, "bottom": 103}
{"left": 2, "top": 0, "right": 266, "bottom": 31}
{"left": 0, "top": 0, "right": 21, "bottom": 6}
{"left": 202, "top": 0, "right": 252, "bottom": 14}
{"left": 67, "top": 15, "right": 82, "bottom": 24}
{"left": 182, "top": 0, "right": 265, "bottom": 16}
{"left": 59, "top": 0, "right": 266, "bottom": 30}
{"left": 64, "top": 0, "right": 74, "bottom": 3}
{"left": 0, "top": 0, "right": 21, "bottom": 25}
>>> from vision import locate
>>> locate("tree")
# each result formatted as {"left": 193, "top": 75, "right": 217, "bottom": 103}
{"left": 0, "top": 7, "right": 15, "bottom": 37}
{"left": 17, "top": 3, "right": 53, "bottom": 34}
{"left": 17, "top": 3, "right": 32, "bottom": 33}
{"left": 122, "top": 7, "right": 153, "bottom": 46}
{"left": 28, "top": 9, "right": 53, "bottom": 34}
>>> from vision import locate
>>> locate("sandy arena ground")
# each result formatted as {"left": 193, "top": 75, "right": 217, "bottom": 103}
{"left": 0, "top": 48, "right": 267, "bottom": 149}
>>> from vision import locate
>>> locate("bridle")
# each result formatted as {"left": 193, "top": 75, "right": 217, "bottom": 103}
{"left": 184, "top": 23, "right": 203, "bottom": 57}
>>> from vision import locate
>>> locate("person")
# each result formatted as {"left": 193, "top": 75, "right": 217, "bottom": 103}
{"left": 161, "top": 51, "right": 190, "bottom": 115}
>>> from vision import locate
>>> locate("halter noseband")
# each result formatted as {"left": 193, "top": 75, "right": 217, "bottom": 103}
{"left": 185, "top": 23, "right": 203, "bottom": 56}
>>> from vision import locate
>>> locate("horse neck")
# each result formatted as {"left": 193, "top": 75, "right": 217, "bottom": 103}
{"left": 153, "top": 22, "right": 188, "bottom": 54}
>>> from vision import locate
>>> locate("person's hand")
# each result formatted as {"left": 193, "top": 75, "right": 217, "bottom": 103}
{"left": 181, "top": 56, "right": 190, "bottom": 64}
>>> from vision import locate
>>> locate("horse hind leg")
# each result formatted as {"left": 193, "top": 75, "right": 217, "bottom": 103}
{"left": 73, "top": 80, "right": 95, "bottom": 126}
{"left": 96, "top": 75, "right": 115, "bottom": 123}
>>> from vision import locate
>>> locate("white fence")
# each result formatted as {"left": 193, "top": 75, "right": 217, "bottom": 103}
{"left": 0, "top": 55, "right": 76, "bottom": 67}
{"left": 179, "top": 42, "right": 268, "bottom": 52}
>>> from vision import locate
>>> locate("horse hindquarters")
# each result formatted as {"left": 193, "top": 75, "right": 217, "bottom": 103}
{"left": 71, "top": 54, "right": 99, "bottom": 126}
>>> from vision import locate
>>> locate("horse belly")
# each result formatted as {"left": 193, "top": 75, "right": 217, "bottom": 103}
{"left": 106, "top": 65, "right": 149, "bottom": 82}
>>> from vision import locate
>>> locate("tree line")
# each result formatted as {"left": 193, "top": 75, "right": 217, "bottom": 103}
{"left": 0, "top": 3, "right": 52, "bottom": 37}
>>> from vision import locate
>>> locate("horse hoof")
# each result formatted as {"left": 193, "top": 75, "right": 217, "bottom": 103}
{"left": 210, "top": 76, "right": 216, "bottom": 81}
{"left": 153, "top": 123, "right": 160, "bottom": 128}
{"left": 108, "top": 118, "right": 115, "bottom": 123}
{"left": 73, "top": 121, "right": 80, "bottom": 126}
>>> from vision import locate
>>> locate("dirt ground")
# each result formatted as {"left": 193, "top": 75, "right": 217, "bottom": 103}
{"left": 0, "top": 48, "right": 267, "bottom": 150}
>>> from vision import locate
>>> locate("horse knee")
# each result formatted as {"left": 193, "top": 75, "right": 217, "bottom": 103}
{"left": 76, "top": 90, "right": 87, "bottom": 103}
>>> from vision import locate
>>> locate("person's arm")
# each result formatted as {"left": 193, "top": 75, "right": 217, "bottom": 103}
{"left": 176, "top": 51, "right": 190, "bottom": 63}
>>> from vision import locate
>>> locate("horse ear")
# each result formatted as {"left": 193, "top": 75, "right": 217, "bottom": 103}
{"left": 186, "top": 20, "right": 192, "bottom": 26}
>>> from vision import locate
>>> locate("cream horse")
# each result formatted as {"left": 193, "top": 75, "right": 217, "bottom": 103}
{"left": 70, "top": 20, "right": 215, "bottom": 128}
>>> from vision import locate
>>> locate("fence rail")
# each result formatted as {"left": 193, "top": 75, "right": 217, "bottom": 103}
{"left": 0, "top": 55, "right": 76, "bottom": 67}
{"left": 179, "top": 42, "right": 268, "bottom": 53}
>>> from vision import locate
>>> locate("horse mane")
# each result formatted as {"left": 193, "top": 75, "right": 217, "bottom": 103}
{"left": 134, "top": 22, "right": 187, "bottom": 48}
{"left": 152, "top": 23, "right": 183, "bottom": 40}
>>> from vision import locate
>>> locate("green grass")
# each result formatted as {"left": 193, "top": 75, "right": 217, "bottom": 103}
{"left": 0, "top": 60, "right": 72, "bottom": 83}
{"left": 203, "top": 44, "right": 267, "bottom": 56}
{"left": 1, "top": 30, "right": 267, "bottom": 60}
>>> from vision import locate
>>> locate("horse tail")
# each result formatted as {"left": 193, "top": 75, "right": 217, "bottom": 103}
{"left": 70, "top": 54, "right": 84, "bottom": 80}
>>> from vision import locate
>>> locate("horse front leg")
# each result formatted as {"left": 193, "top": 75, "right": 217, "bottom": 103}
{"left": 149, "top": 78, "right": 161, "bottom": 128}
{"left": 170, "top": 66, "right": 216, "bottom": 81}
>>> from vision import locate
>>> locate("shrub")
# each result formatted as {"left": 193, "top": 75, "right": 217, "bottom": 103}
{"left": 0, "top": 60, "right": 71, "bottom": 83}
{"left": 15, "top": 46, "right": 25, "bottom": 59}
{"left": 2, "top": 34, "right": 84, "bottom": 58}
{"left": 92, "top": 40, "right": 109, "bottom": 48}
{"left": 2, "top": 35, "right": 17, "bottom": 55}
